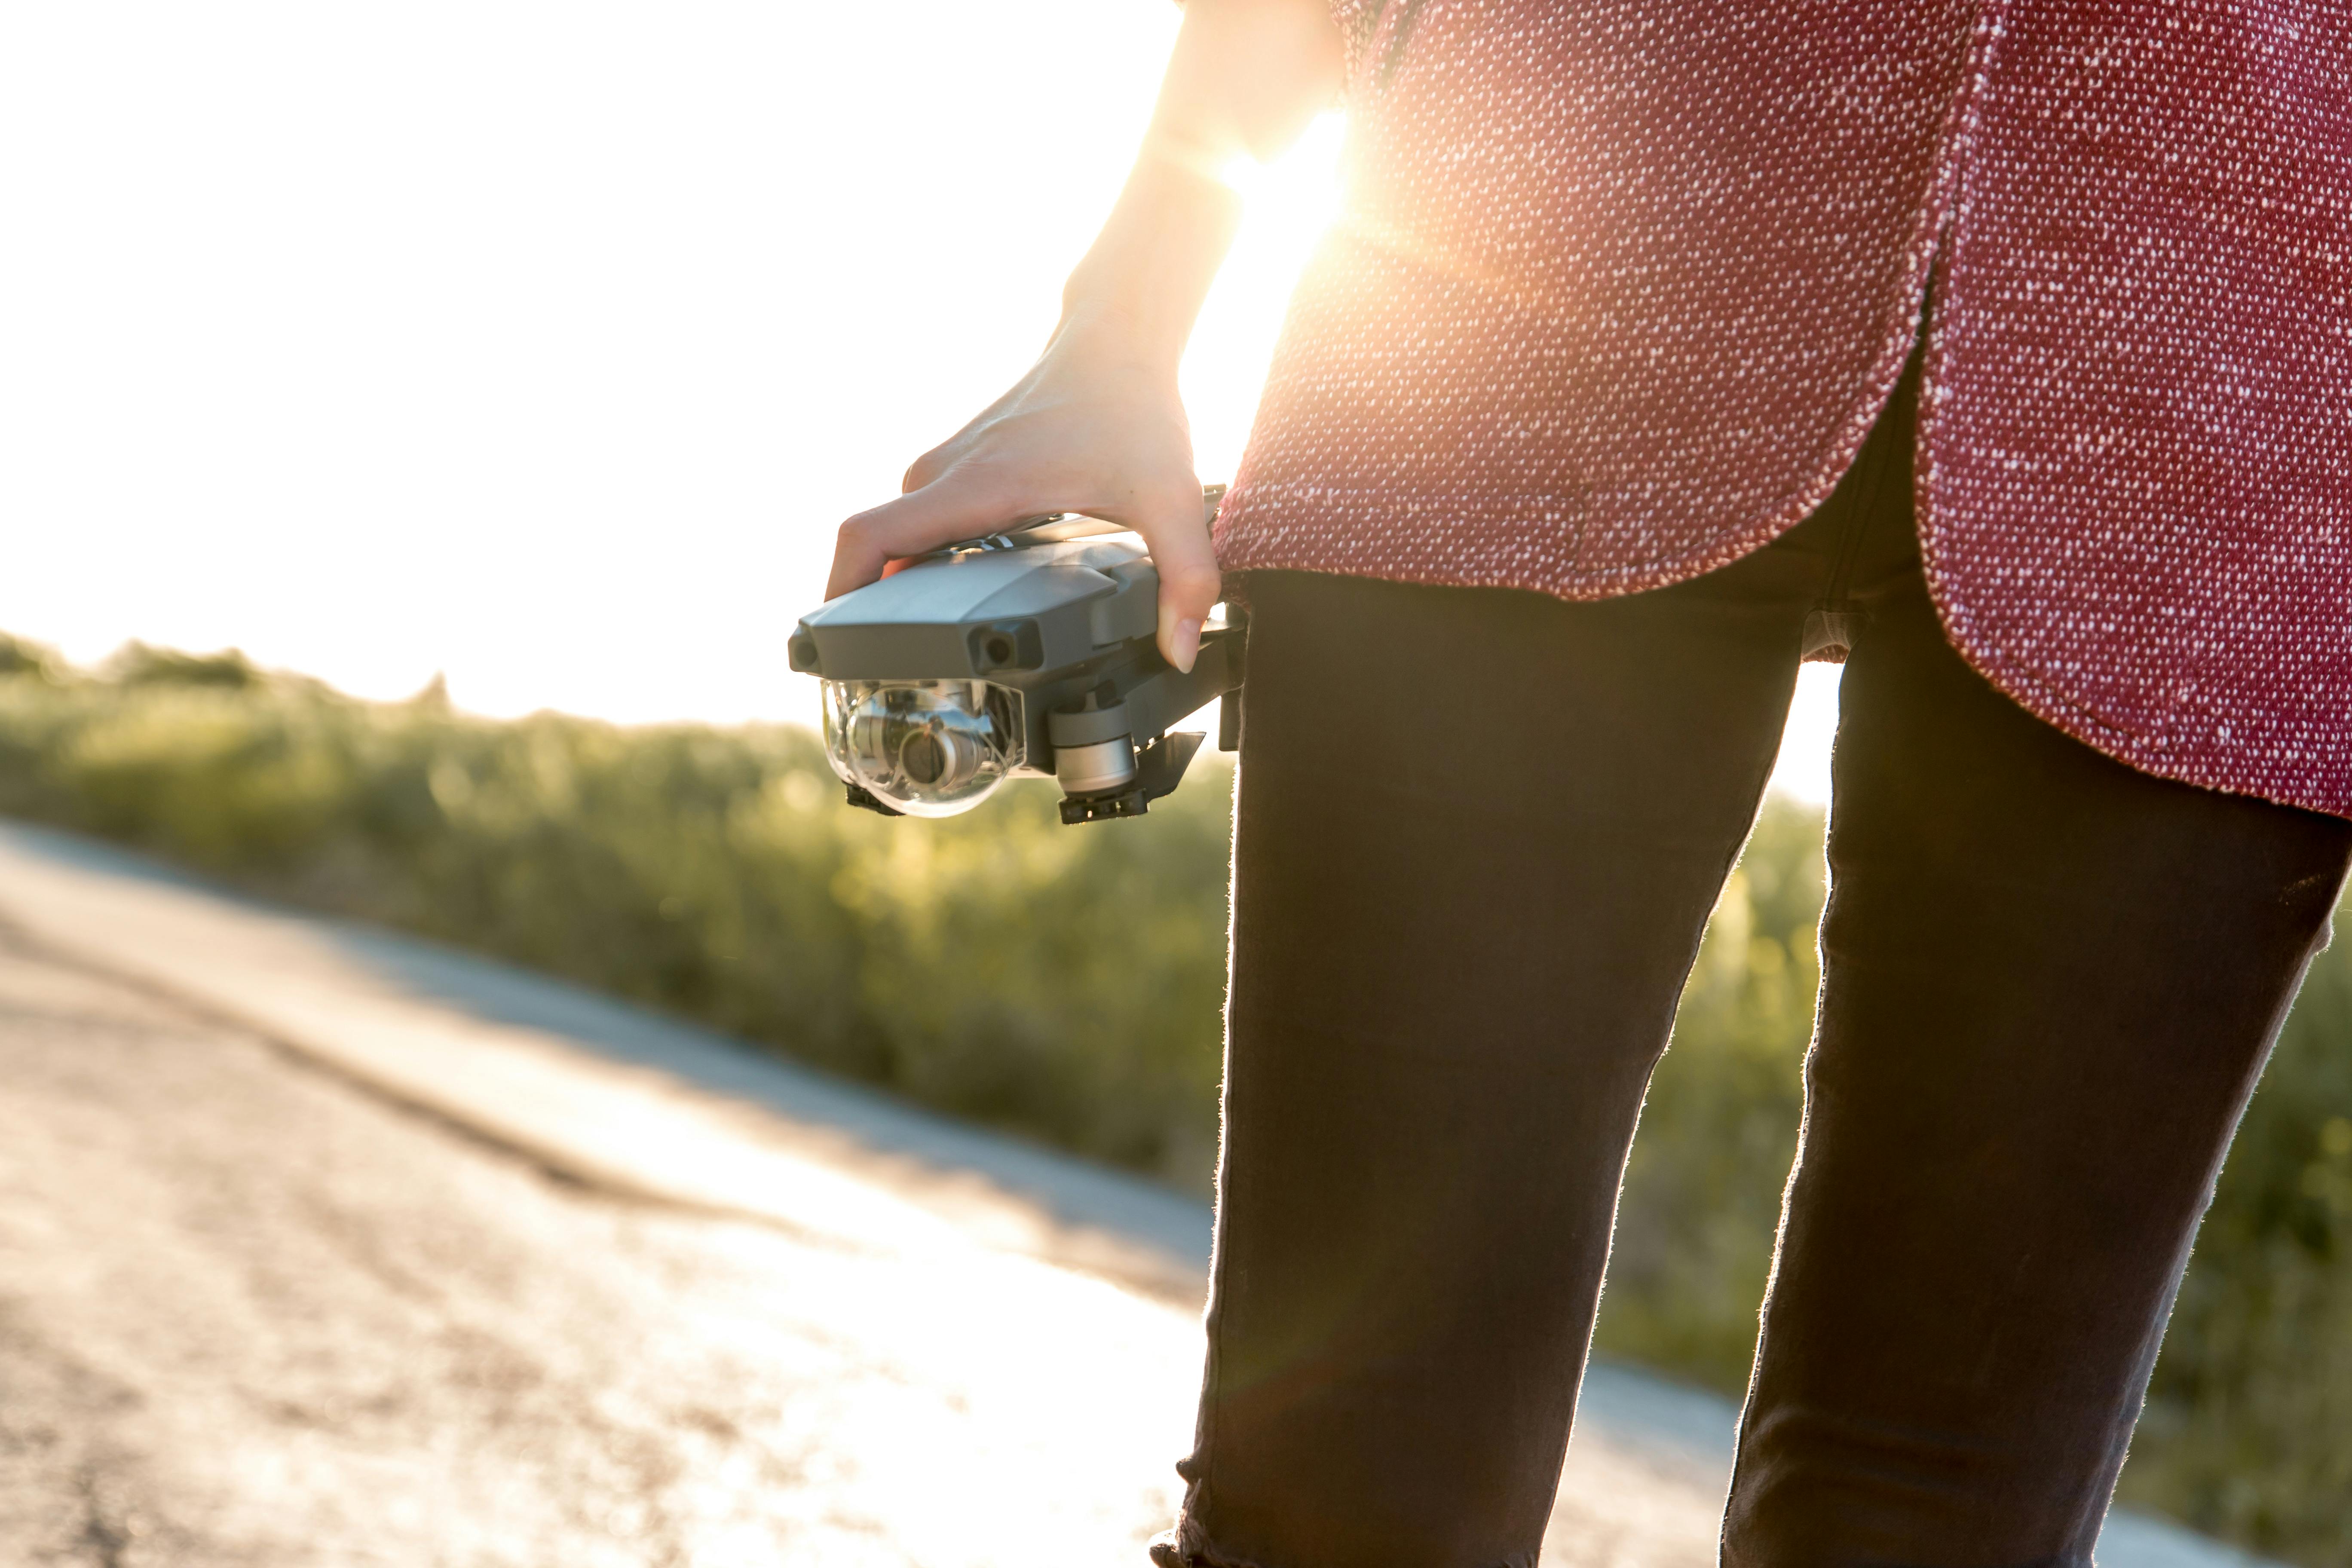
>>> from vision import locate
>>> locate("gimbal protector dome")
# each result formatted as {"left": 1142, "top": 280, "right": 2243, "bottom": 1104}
{"left": 821, "top": 679, "right": 1026, "bottom": 818}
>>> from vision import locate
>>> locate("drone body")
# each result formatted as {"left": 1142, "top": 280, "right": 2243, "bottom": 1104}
{"left": 788, "top": 495, "right": 1240, "bottom": 824}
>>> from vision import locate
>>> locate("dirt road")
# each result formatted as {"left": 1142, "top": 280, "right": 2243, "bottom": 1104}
{"left": 0, "top": 916, "right": 1716, "bottom": 1565}
{"left": 0, "top": 824, "right": 2256, "bottom": 1567}
{"left": 0, "top": 922, "right": 1210, "bottom": 1565}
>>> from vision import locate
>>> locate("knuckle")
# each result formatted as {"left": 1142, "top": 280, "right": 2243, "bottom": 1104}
{"left": 1164, "top": 563, "right": 1224, "bottom": 605}
{"left": 902, "top": 446, "right": 950, "bottom": 493}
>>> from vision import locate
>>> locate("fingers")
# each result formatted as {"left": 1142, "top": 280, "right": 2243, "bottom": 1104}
{"left": 830, "top": 465, "right": 1221, "bottom": 675}
{"left": 1134, "top": 496, "right": 1223, "bottom": 673}
{"left": 826, "top": 470, "right": 1020, "bottom": 600}
{"left": 833, "top": 465, "right": 1223, "bottom": 677}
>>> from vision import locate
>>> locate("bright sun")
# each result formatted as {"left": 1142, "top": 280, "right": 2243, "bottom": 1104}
{"left": 0, "top": 1, "right": 1339, "bottom": 727}
{"left": 0, "top": 4, "right": 1837, "bottom": 801}
{"left": 1183, "top": 113, "right": 1349, "bottom": 481}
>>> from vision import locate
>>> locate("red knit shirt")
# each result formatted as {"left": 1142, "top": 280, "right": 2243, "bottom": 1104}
{"left": 1214, "top": 0, "right": 2352, "bottom": 819}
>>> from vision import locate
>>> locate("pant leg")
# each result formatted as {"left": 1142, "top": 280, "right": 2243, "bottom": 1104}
{"left": 1158, "top": 546, "right": 1818, "bottom": 1568}
{"left": 1723, "top": 556, "right": 2352, "bottom": 1562}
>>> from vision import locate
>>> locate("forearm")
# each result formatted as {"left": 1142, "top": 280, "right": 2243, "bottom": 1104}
{"left": 1059, "top": 0, "right": 1344, "bottom": 367}
{"left": 832, "top": 2, "right": 1340, "bottom": 647}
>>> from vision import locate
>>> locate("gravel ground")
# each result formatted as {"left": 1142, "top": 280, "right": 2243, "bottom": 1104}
{"left": 0, "top": 924, "right": 1205, "bottom": 1566}
{"left": 0, "top": 924, "right": 1723, "bottom": 1568}
{"left": 0, "top": 817, "right": 2255, "bottom": 1568}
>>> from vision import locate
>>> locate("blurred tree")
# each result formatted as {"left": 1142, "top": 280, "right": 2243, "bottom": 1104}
{"left": 0, "top": 633, "right": 63, "bottom": 681}
{"left": 102, "top": 641, "right": 266, "bottom": 689}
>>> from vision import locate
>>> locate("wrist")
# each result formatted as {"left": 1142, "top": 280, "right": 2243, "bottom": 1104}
{"left": 1059, "top": 152, "right": 1243, "bottom": 368}
{"left": 1043, "top": 303, "right": 1187, "bottom": 389}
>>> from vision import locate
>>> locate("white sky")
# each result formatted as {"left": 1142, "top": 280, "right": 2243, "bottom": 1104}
{"left": 0, "top": 1, "right": 1839, "bottom": 804}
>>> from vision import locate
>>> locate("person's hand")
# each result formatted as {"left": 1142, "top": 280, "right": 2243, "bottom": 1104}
{"left": 824, "top": 0, "right": 1339, "bottom": 672}
{"left": 826, "top": 317, "right": 1220, "bottom": 673}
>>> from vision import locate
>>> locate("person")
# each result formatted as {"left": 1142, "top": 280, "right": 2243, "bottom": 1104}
{"left": 828, "top": 1, "right": 2352, "bottom": 1562}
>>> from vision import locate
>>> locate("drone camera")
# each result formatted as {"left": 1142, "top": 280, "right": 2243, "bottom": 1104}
{"left": 791, "top": 490, "right": 1239, "bottom": 824}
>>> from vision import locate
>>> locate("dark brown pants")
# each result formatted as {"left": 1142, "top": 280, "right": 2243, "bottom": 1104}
{"left": 1156, "top": 386, "right": 2352, "bottom": 1566}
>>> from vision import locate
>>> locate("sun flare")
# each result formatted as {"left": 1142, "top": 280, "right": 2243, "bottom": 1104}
{"left": 1184, "top": 113, "right": 1348, "bottom": 481}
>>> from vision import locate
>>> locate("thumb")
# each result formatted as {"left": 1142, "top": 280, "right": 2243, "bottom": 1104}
{"left": 1136, "top": 490, "right": 1223, "bottom": 674}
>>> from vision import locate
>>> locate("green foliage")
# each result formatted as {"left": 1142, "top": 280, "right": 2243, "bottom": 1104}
{"left": 1595, "top": 797, "right": 1822, "bottom": 1392}
{"left": 0, "top": 658, "right": 1230, "bottom": 1187}
{"left": 2, "top": 645, "right": 2349, "bottom": 1559}
{"left": 2117, "top": 927, "right": 2352, "bottom": 1557}
{"left": 103, "top": 640, "right": 269, "bottom": 689}
{"left": 0, "top": 632, "right": 59, "bottom": 680}
{"left": 1596, "top": 797, "right": 2352, "bottom": 1566}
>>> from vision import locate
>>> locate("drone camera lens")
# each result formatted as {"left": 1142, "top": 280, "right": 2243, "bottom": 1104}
{"left": 820, "top": 679, "right": 1024, "bottom": 818}
{"left": 900, "top": 729, "right": 946, "bottom": 785}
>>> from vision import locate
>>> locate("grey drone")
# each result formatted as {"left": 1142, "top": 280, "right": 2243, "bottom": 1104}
{"left": 788, "top": 487, "right": 1240, "bottom": 824}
